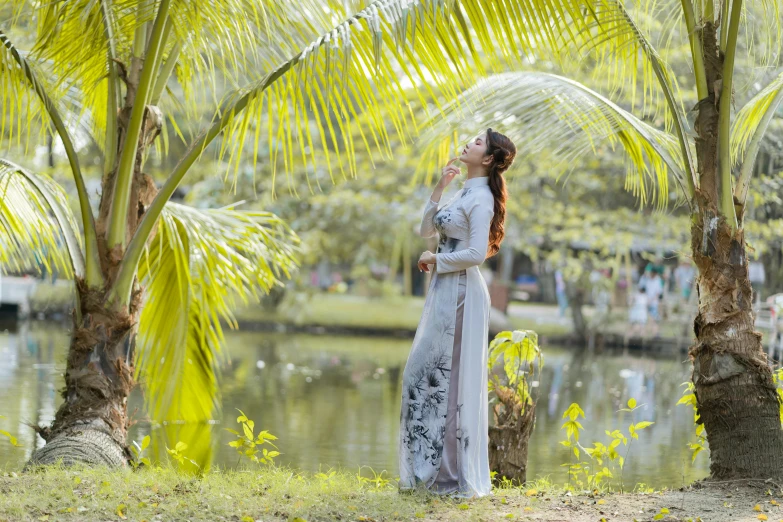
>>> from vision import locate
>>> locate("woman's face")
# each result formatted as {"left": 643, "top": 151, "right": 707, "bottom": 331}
{"left": 458, "top": 132, "right": 490, "bottom": 168}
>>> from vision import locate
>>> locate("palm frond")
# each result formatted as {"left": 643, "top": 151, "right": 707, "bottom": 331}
{"left": 166, "top": 0, "right": 356, "bottom": 119}
{"left": 731, "top": 72, "right": 783, "bottom": 166}
{"left": 418, "top": 72, "right": 684, "bottom": 208}
{"left": 731, "top": 71, "right": 783, "bottom": 203}
{"left": 0, "top": 158, "right": 84, "bottom": 279}
{"left": 0, "top": 28, "right": 55, "bottom": 151}
{"left": 135, "top": 202, "right": 299, "bottom": 422}
{"left": 211, "top": 0, "right": 694, "bottom": 194}
{"left": 737, "top": 0, "right": 782, "bottom": 71}
{"left": 1, "top": 27, "right": 104, "bottom": 285}
{"left": 17, "top": 0, "right": 136, "bottom": 151}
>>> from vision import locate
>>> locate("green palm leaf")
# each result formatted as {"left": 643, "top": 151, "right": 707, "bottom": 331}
{"left": 1, "top": 27, "right": 103, "bottom": 285}
{"left": 135, "top": 202, "right": 299, "bottom": 422}
{"left": 731, "top": 71, "right": 783, "bottom": 203}
{"left": 0, "top": 158, "right": 83, "bottom": 279}
{"left": 211, "top": 0, "right": 693, "bottom": 192}
{"left": 418, "top": 72, "right": 683, "bottom": 208}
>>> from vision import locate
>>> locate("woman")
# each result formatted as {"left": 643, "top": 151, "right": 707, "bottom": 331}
{"left": 398, "top": 129, "right": 516, "bottom": 498}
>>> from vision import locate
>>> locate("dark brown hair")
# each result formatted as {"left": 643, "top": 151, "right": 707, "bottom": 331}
{"left": 485, "top": 128, "right": 516, "bottom": 257}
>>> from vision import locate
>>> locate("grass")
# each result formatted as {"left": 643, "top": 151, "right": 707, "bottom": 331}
{"left": 236, "top": 293, "right": 427, "bottom": 331}
{"left": 3, "top": 464, "right": 775, "bottom": 522}
{"left": 0, "top": 465, "right": 558, "bottom": 522}
{"left": 237, "top": 292, "right": 576, "bottom": 338}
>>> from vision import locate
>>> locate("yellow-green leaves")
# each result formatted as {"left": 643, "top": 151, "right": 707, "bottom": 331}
{"left": 627, "top": 420, "right": 654, "bottom": 440}
{"left": 677, "top": 381, "right": 708, "bottom": 463}
{"left": 731, "top": 72, "right": 783, "bottom": 204}
{"left": 166, "top": 441, "right": 198, "bottom": 468}
{"left": 560, "top": 399, "right": 654, "bottom": 491}
{"left": 488, "top": 329, "right": 541, "bottom": 434}
{"left": 225, "top": 409, "right": 280, "bottom": 465}
{"left": 0, "top": 159, "right": 82, "bottom": 279}
{"left": 136, "top": 203, "right": 299, "bottom": 423}
{"left": 129, "top": 435, "right": 151, "bottom": 469}
{"left": 488, "top": 329, "right": 541, "bottom": 388}
{"left": 561, "top": 403, "right": 585, "bottom": 444}
{"left": 417, "top": 72, "right": 683, "bottom": 208}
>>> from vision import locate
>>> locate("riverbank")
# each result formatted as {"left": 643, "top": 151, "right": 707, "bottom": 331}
{"left": 15, "top": 280, "right": 698, "bottom": 351}
{"left": 0, "top": 466, "right": 779, "bottom": 521}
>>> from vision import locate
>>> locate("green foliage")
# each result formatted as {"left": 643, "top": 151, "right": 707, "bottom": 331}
{"left": 488, "top": 330, "right": 542, "bottom": 426}
{"left": 165, "top": 441, "right": 198, "bottom": 469}
{"left": 772, "top": 368, "right": 783, "bottom": 424}
{"left": 225, "top": 409, "right": 280, "bottom": 466}
{"left": 0, "top": 159, "right": 82, "bottom": 279}
{"left": 559, "top": 399, "right": 654, "bottom": 492}
{"left": 135, "top": 203, "right": 299, "bottom": 423}
{"left": 129, "top": 435, "right": 151, "bottom": 469}
{"left": 560, "top": 403, "right": 585, "bottom": 444}
{"left": 355, "top": 467, "right": 393, "bottom": 489}
{"left": 420, "top": 72, "right": 684, "bottom": 209}
{"left": 677, "top": 382, "right": 707, "bottom": 463}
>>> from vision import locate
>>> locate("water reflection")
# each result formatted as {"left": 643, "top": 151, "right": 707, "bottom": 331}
{"left": 0, "top": 324, "right": 708, "bottom": 487}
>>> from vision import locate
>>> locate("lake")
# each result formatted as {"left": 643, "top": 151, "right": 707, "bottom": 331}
{"left": 0, "top": 321, "right": 708, "bottom": 488}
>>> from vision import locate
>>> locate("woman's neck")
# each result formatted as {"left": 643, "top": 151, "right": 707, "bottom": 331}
{"left": 465, "top": 164, "right": 488, "bottom": 179}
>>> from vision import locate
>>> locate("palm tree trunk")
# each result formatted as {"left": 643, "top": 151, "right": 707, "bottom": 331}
{"left": 690, "top": 21, "right": 783, "bottom": 479}
{"left": 29, "top": 45, "right": 165, "bottom": 467}
{"left": 27, "top": 286, "right": 137, "bottom": 467}
{"left": 690, "top": 216, "right": 783, "bottom": 478}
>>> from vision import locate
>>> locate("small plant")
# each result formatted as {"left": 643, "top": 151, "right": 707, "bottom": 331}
{"left": 129, "top": 435, "right": 151, "bottom": 469}
{"left": 314, "top": 469, "right": 338, "bottom": 483}
{"left": 559, "top": 398, "right": 654, "bottom": 492}
{"left": 355, "top": 466, "right": 392, "bottom": 489}
{"left": 0, "top": 416, "right": 21, "bottom": 448}
{"left": 773, "top": 368, "right": 783, "bottom": 423}
{"left": 225, "top": 409, "right": 280, "bottom": 465}
{"left": 166, "top": 441, "right": 198, "bottom": 468}
{"left": 677, "top": 382, "right": 707, "bottom": 462}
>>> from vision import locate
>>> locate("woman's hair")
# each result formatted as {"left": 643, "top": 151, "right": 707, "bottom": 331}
{"left": 485, "top": 128, "right": 516, "bottom": 257}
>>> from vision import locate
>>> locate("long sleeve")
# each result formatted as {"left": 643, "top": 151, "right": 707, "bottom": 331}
{"left": 419, "top": 198, "right": 439, "bottom": 238}
{"left": 435, "top": 194, "right": 493, "bottom": 274}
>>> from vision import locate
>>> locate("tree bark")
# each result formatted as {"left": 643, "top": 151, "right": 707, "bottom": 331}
{"left": 567, "top": 283, "right": 588, "bottom": 345}
{"left": 690, "top": 21, "right": 783, "bottom": 479}
{"left": 690, "top": 214, "right": 783, "bottom": 478}
{"left": 27, "top": 286, "right": 137, "bottom": 468}
{"left": 488, "top": 402, "right": 535, "bottom": 485}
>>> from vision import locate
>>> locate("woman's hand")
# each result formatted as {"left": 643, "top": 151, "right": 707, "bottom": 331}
{"left": 418, "top": 251, "right": 436, "bottom": 272}
{"left": 437, "top": 157, "right": 461, "bottom": 189}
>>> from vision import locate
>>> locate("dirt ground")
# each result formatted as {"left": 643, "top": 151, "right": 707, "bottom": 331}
{"left": 457, "top": 481, "right": 783, "bottom": 522}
